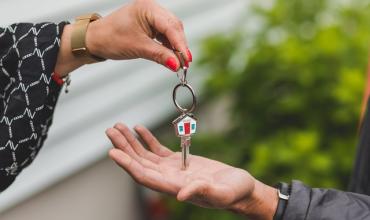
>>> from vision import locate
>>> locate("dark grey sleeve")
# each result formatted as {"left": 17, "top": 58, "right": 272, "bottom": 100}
{"left": 283, "top": 181, "right": 370, "bottom": 220}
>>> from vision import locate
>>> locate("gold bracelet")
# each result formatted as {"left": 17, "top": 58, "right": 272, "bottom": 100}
{"left": 71, "top": 13, "right": 106, "bottom": 62}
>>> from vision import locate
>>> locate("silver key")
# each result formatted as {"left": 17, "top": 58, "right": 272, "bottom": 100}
{"left": 181, "top": 136, "right": 191, "bottom": 169}
{"left": 172, "top": 113, "right": 197, "bottom": 169}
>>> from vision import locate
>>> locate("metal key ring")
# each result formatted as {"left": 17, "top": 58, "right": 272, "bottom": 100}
{"left": 172, "top": 83, "right": 197, "bottom": 114}
{"left": 174, "top": 50, "right": 188, "bottom": 84}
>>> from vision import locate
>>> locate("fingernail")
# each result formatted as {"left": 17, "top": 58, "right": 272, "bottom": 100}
{"left": 134, "top": 124, "right": 142, "bottom": 130}
{"left": 184, "top": 60, "right": 189, "bottom": 68}
{"left": 186, "top": 48, "right": 193, "bottom": 62}
{"left": 166, "top": 57, "right": 178, "bottom": 72}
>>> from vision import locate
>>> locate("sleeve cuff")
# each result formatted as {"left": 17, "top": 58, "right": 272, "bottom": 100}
{"left": 282, "top": 180, "right": 311, "bottom": 220}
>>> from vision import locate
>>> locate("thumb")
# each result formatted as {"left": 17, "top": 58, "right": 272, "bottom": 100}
{"left": 140, "top": 38, "right": 180, "bottom": 72}
{"left": 177, "top": 180, "right": 209, "bottom": 202}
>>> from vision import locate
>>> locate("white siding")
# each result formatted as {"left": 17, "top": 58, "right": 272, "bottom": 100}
{"left": 0, "top": 0, "right": 249, "bottom": 212}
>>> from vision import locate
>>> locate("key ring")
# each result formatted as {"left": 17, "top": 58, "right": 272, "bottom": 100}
{"left": 172, "top": 83, "right": 197, "bottom": 114}
{"left": 174, "top": 50, "right": 188, "bottom": 85}
{"left": 177, "top": 68, "right": 188, "bottom": 85}
{"left": 172, "top": 50, "right": 196, "bottom": 113}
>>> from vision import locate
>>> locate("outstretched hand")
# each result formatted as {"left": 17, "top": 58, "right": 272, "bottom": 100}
{"left": 106, "top": 123, "right": 278, "bottom": 219}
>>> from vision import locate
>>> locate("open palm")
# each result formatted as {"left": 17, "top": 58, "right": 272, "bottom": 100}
{"left": 106, "top": 123, "right": 255, "bottom": 209}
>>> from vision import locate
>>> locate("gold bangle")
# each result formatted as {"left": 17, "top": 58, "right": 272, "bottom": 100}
{"left": 71, "top": 13, "right": 106, "bottom": 62}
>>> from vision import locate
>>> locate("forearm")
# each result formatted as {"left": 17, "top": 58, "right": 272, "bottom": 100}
{"left": 230, "top": 180, "right": 278, "bottom": 220}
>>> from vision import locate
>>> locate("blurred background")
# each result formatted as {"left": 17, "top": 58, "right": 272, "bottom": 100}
{"left": 0, "top": 0, "right": 369, "bottom": 220}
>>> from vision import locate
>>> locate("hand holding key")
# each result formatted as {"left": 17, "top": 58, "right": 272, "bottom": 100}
{"left": 106, "top": 124, "right": 253, "bottom": 207}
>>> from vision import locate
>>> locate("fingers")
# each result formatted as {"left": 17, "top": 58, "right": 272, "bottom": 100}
{"left": 109, "top": 148, "right": 177, "bottom": 195}
{"left": 106, "top": 127, "right": 159, "bottom": 170}
{"left": 114, "top": 123, "right": 161, "bottom": 163}
{"left": 140, "top": 37, "right": 180, "bottom": 72}
{"left": 109, "top": 148, "right": 145, "bottom": 182}
{"left": 154, "top": 32, "right": 172, "bottom": 50}
{"left": 146, "top": 4, "right": 192, "bottom": 64}
{"left": 177, "top": 180, "right": 209, "bottom": 202}
{"left": 154, "top": 33, "right": 192, "bottom": 63}
{"left": 153, "top": 15, "right": 188, "bottom": 59}
{"left": 134, "top": 124, "right": 173, "bottom": 157}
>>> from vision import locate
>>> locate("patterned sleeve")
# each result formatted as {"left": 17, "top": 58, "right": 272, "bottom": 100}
{"left": 0, "top": 22, "right": 68, "bottom": 192}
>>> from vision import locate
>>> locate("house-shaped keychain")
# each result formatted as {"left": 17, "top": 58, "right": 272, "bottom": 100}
{"left": 172, "top": 114, "right": 197, "bottom": 137}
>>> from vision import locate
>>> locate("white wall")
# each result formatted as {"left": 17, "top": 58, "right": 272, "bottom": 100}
{"left": 0, "top": 158, "right": 141, "bottom": 220}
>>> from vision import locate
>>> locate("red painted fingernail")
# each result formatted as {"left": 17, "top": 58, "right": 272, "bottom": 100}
{"left": 187, "top": 48, "right": 193, "bottom": 62}
{"left": 184, "top": 60, "right": 189, "bottom": 68}
{"left": 166, "top": 57, "right": 178, "bottom": 72}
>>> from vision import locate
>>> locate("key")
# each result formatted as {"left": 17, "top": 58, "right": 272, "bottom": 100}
{"left": 181, "top": 136, "right": 190, "bottom": 169}
{"left": 171, "top": 51, "right": 197, "bottom": 169}
{"left": 172, "top": 113, "right": 197, "bottom": 169}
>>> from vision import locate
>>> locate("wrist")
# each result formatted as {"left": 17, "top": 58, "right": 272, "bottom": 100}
{"left": 85, "top": 19, "right": 105, "bottom": 60}
{"left": 230, "top": 180, "right": 278, "bottom": 220}
{"left": 55, "top": 24, "right": 92, "bottom": 78}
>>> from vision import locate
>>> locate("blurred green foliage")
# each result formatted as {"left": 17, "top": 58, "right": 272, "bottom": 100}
{"left": 165, "top": 0, "right": 370, "bottom": 219}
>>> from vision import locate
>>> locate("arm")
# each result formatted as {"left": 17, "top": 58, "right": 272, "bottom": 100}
{"left": 106, "top": 124, "right": 370, "bottom": 220}
{"left": 0, "top": 0, "right": 191, "bottom": 192}
{"left": 283, "top": 181, "right": 370, "bottom": 220}
{"left": 0, "top": 22, "right": 66, "bottom": 191}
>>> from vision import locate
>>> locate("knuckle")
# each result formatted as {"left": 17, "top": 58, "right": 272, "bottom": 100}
{"left": 151, "top": 49, "right": 164, "bottom": 64}
{"left": 222, "top": 195, "right": 235, "bottom": 207}
{"left": 168, "top": 18, "right": 182, "bottom": 30}
{"left": 114, "top": 123, "right": 123, "bottom": 130}
{"left": 109, "top": 130, "right": 119, "bottom": 139}
{"left": 126, "top": 135, "right": 136, "bottom": 143}
{"left": 149, "top": 138, "right": 157, "bottom": 147}
{"left": 134, "top": 173, "right": 145, "bottom": 183}
{"left": 121, "top": 138, "right": 129, "bottom": 148}
{"left": 133, "top": 0, "right": 146, "bottom": 9}
{"left": 178, "top": 20, "right": 184, "bottom": 30}
{"left": 199, "top": 185, "right": 209, "bottom": 198}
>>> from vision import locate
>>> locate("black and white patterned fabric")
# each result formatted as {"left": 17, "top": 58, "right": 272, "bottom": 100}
{"left": 0, "top": 22, "right": 67, "bottom": 192}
